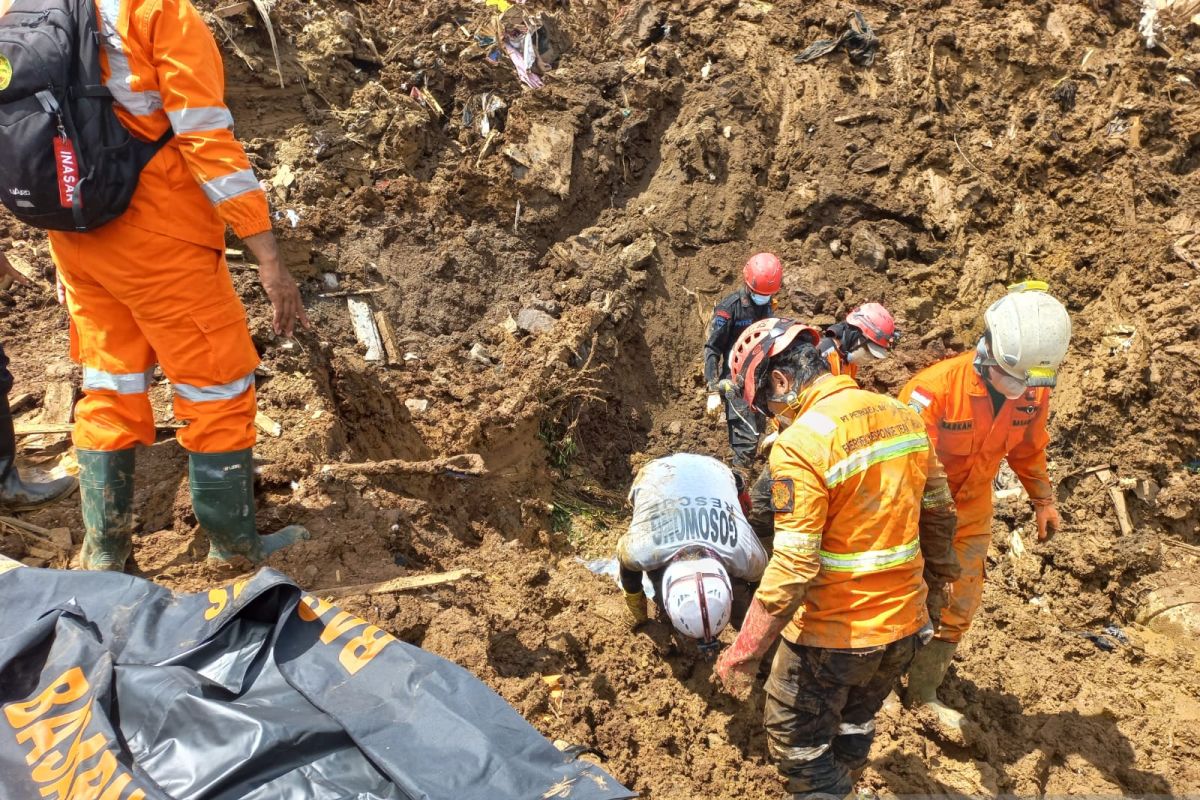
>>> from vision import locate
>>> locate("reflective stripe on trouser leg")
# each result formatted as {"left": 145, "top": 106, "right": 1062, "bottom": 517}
{"left": 763, "top": 644, "right": 855, "bottom": 799}
{"left": 173, "top": 383, "right": 257, "bottom": 454}
{"left": 935, "top": 530, "right": 991, "bottom": 643}
{"left": 51, "top": 234, "right": 158, "bottom": 452}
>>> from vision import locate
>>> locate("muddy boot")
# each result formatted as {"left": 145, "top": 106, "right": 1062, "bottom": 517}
{"left": 0, "top": 400, "right": 77, "bottom": 511}
{"left": 903, "top": 638, "right": 965, "bottom": 732}
{"left": 77, "top": 449, "right": 135, "bottom": 571}
{"left": 189, "top": 449, "right": 309, "bottom": 563}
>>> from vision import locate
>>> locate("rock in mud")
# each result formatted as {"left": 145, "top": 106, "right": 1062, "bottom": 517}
{"left": 850, "top": 226, "right": 888, "bottom": 271}
{"left": 516, "top": 308, "right": 557, "bottom": 336}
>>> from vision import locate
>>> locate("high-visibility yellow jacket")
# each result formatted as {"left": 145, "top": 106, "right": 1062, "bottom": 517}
{"left": 758, "top": 374, "right": 936, "bottom": 648}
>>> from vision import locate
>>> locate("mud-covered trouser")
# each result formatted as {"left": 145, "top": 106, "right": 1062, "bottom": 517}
{"left": 724, "top": 394, "right": 758, "bottom": 468}
{"left": 49, "top": 219, "right": 259, "bottom": 454}
{"left": 931, "top": 503, "right": 994, "bottom": 643}
{"left": 764, "top": 634, "right": 920, "bottom": 799}
{"left": 747, "top": 464, "right": 774, "bottom": 540}
{"left": 0, "top": 342, "right": 11, "bottom": 398}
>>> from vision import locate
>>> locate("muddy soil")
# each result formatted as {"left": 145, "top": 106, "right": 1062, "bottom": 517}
{"left": 3, "top": 1, "right": 1200, "bottom": 797}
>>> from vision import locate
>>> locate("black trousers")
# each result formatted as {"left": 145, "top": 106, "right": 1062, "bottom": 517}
{"left": 0, "top": 342, "right": 11, "bottom": 400}
{"left": 763, "top": 635, "right": 920, "bottom": 799}
{"left": 724, "top": 394, "right": 758, "bottom": 468}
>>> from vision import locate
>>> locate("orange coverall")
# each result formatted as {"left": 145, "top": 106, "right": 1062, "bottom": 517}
{"left": 898, "top": 351, "right": 1053, "bottom": 642}
{"left": 46, "top": 0, "right": 271, "bottom": 453}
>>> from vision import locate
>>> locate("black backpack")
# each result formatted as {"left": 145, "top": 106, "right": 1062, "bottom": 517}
{"left": 0, "top": 0, "right": 171, "bottom": 231}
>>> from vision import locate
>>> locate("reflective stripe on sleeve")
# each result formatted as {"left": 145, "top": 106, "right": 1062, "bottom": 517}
{"left": 824, "top": 432, "right": 929, "bottom": 488}
{"left": 773, "top": 531, "right": 822, "bottom": 553}
{"left": 83, "top": 366, "right": 154, "bottom": 395}
{"left": 819, "top": 538, "right": 920, "bottom": 574}
{"left": 173, "top": 373, "right": 254, "bottom": 403}
{"left": 200, "top": 169, "right": 261, "bottom": 205}
{"left": 167, "top": 106, "right": 235, "bottom": 134}
{"left": 97, "top": 0, "right": 164, "bottom": 116}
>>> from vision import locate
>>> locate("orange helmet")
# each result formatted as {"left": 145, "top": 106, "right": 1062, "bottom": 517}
{"left": 743, "top": 252, "right": 783, "bottom": 295}
{"left": 729, "top": 318, "right": 821, "bottom": 412}
{"left": 845, "top": 303, "right": 898, "bottom": 354}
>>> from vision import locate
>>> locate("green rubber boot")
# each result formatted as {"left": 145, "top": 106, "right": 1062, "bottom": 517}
{"left": 903, "top": 638, "right": 964, "bottom": 731}
{"left": 189, "top": 449, "right": 309, "bottom": 563}
{"left": 77, "top": 449, "right": 135, "bottom": 572}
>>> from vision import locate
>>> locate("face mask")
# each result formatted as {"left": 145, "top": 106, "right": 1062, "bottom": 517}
{"left": 846, "top": 347, "right": 870, "bottom": 365}
{"left": 750, "top": 292, "right": 773, "bottom": 306}
{"left": 987, "top": 367, "right": 1026, "bottom": 400}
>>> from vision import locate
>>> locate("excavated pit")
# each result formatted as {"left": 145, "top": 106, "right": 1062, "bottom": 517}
{"left": 2, "top": 1, "right": 1200, "bottom": 797}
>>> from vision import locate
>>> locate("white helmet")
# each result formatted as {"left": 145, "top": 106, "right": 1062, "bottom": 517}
{"left": 661, "top": 556, "right": 732, "bottom": 644}
{"left": 982, "top": 281, "right": 1071, "bottom": 387}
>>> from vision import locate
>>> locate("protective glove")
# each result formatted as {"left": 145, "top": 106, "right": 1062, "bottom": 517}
{"left": 623, "top": 590, "right": 648, "bottom": 627}
{"left": 1033, "top": 499, "right": 1061, "bottom": 541}
{"left": 924, "top": 579, "right": 946, "bottom": 631}
{"left": 714, "top": 598, "right": 788, "bottom": 700}
{"left": 717, "top": 378, "right": 735, "bottom": 396}
{"left": 918, "top": 502, "right": 961, "bottom": 585}
{"left": 705, "top": 392, "right": 722, "bottom": 419}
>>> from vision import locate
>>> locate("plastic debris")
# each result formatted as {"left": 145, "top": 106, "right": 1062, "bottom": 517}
{"left": 463, "top": 92, "right": 507, "bottom": 136}
{"left": 794, "top": 10, "right": 878, "bottom": 66}
{"left": 1103, "top": 624, "right": 1131, "bottom": 645}
{"left": 493, "top": 6, "right": 570, "bottom": 90}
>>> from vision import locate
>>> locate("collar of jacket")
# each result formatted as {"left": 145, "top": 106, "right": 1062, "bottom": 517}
{"left": 959, "top": 350, "right": 990, "bottom": 397}
{"left": 785, "top": 373, "right": 856, "bottom": 419}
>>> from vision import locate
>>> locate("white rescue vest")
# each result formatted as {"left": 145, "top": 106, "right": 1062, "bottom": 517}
{"left": 617, "top": 453, "right": 767, "bottom": 580}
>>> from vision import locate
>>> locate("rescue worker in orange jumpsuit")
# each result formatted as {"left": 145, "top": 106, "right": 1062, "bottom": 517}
{"left": 744, "top": 303, "right": 900, "bottom": 539}
{"left": 897, "top": 283, "right": 1071, "bottom": 731}
{"left": 0, "top": 0, "right": 312, "bottom": 570}
{"left": 714, "top": 320, "right": 959, "bottom": 800}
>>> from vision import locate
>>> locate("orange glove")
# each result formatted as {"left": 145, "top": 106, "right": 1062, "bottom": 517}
{"left": 1033, "top": 500, "right": 1061, "bottom": 541}
{"left": 714, "top": 598, "right": 788, "bottom": 699}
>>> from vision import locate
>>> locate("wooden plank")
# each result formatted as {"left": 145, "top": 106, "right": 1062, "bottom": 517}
{"left": 315, "top": 568, "right": 480, "bottom": 600}
{"left": 213, "top": 1, "right": 251, "bottom": 17}
{"left": 0, "top": 516, "right": 66, "bottom": 554}
{"left": 318, "top": 287, "right": 385, "bottom": 298}
{"left": 41, "top": 380, "right": 75, "bottom": 426}
{"left": 8, "top": 392, "right": 36, "bottom": 414}
{"left": 320, "top": 453, "right": 487, "bottom": 479}
{"left": 374, "top": 311, "right": 402, "bottom": 365}
{"left": 16, "top": 421, "right": 184, "bottom": 437}
{"left": 348, "top": 297, "right": 384, "bottom": 362}
{"left": 255, "top": 411, "right": 282, "bottom": 438}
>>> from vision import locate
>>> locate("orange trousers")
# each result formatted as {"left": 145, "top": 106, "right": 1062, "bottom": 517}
{"left": 930, "top": 483, "right": 994, "bottom": 644}
{"left": 50, "top": 219, "right": 259, "bottom": 453}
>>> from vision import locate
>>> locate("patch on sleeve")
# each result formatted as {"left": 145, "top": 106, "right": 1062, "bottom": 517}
{"left": 711, "top": 314, "right": 728, "bottom": 330}
{"left": 907, "top": 388, "right": 932, "bottom": 414}
{"left": 770, "top": 478, "right": 795, "bottom": 513}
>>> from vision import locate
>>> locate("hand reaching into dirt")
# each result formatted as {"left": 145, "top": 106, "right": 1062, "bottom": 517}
{"left": 714, "top": 649, "right": 758, "bottom": 700}
{"left": 713, "top": 598, "right": 787, "bottom": 700}
{"left": 0, "top": 251, "right": 30, "bottom": 291}
{"left": 1033, "top": 500, "right": 1061, "bottom": 541}
{"left": 243, "top": 231, "right": 312, "bottom": 337}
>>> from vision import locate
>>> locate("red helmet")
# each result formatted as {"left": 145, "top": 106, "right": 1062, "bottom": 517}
{"left": 743, "top": 252, "right": 783, "bottom": 295}
{"left": 729, "top": 318, "right": 821, "bottom": 412}
{"left": 846, "top": 303, "right": 898, "bottom": 353}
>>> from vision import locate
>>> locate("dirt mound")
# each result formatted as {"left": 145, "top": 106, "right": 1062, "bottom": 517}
{"left": 3, "top": 0, "right": 1200, "bottom": 797}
